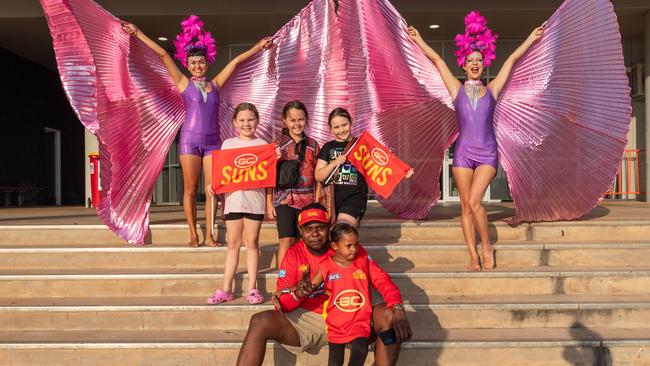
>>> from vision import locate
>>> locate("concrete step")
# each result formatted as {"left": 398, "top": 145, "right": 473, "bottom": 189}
{"left": 1, "top": 295, "right": 649, "bottom": 331}
{"left": 3, "top": 242, "right": 650, "bottom": 270}
{"left": 0, "top": 328, "right": 647, "bottom": 365}
{"left": 2, "top": 266, "right": 650, "bottom": 298}
{"left": 3, "top": 218, "right": 650, "bottom": 245}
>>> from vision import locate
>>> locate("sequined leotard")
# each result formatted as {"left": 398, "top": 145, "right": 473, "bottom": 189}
{"left": 452, "top": 86, "right": 498, "bottom": 169}
{"left": 178, "top": 81, "right": 221, "bottom": 156}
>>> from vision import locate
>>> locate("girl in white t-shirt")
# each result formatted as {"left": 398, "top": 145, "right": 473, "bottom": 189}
{"left": 206, "top": 102, "right": 270, "bottom": 305}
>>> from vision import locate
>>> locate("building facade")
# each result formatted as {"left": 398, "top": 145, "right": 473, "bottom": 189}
{"left": 0, "top": 0, "right": 647, "bottom": 207}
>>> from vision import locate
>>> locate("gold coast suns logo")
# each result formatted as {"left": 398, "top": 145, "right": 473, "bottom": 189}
{"left": 234, "top": 153, "right": 258, "bottom": 169}
{"left": 220, "top": 153, "right": 268, "bottom": 184}
{"left": 352, "top": 144, "right": 392, "bottom": 186}
{"left": 370, "top": 148, "right": 389, "bottom": 166}
{"left": 333, "top": 289, "right": 366, "bottom": 312}
{"left": 352, "top": 269, "right": 367, "bottom": 280}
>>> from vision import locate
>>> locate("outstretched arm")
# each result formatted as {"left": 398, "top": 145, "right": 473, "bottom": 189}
{"left": 212, "top": 37, "right": 273, "bottom": 88}
{"left": 408, "top": 26, "right": 462, "bottom": 100}
{"left": 489, "top": 25, "right": 544, "bottom": 99}
{"left": 122, "top": 22, "right": 186, "bottom": 89}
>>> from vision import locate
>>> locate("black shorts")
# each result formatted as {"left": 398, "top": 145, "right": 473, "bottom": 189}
{"left": 224, "top": 212, "right": 265, "bottom": 221}
{"left": 335, "top": 193, "right": 367, "bottom": 222}
{"left": 275, "top": 204, "right": 299, "bottom": 239}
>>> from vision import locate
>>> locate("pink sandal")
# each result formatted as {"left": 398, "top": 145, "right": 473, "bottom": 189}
{"left": 206, "top": 290, "right": 234, "bottom": 305}
{"left": 246, "top": 289, "right": 264, "bottom": 304}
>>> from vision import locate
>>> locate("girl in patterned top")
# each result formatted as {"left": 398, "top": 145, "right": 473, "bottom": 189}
{"left": 267, "top": 101, "right": 320, "bottom": 266}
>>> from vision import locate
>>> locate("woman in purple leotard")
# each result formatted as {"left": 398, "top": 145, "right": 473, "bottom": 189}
{"left": 122, "top": 18, "right": 271, "bottom": 247}
{"left": 409, "top": 12, "right": 543, "bottom": 271}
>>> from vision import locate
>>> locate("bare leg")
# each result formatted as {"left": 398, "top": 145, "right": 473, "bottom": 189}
{"left": 469, "top": 165, "right": 497, "bottom": 270}
{"left": 243, "top": 218, "right": 263, "bottom": 292}
{"left": 372, "top": 304, "right": 400, "bottom": 366}
{"left": 452, "top": 167, "right": 480, "bottom": 271}
{"left": 336, "top": 212, "right": 359, "bottom": 227}
{"left": 202, "top": 155, "right": 221, "bottom": 246}
{"left": 180, "top": 154, "right": 202, "bottom": 247}
{"left": 277, "top": 237, "right": 297, "bottom": 268}
{"left": 236, "top": 310, "right": 302, "bottom": 366}
{"left": 223, "top": 218, "right": 244, "bottom": 293}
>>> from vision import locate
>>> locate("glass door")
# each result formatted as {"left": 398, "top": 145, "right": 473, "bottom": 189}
{"left": 153, "top": 139, "right": 184, "bottom": 204}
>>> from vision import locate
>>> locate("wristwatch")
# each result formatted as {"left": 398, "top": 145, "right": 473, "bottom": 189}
{"left": 280, "top": 288, "right": 300, "bottom": 301}
{"left": 391, "top": 303, "right": 405, "bottom": 311}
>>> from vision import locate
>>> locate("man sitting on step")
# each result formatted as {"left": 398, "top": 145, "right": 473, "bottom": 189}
{"left": 236, "top": 203, "right": 411, "bottom": 365}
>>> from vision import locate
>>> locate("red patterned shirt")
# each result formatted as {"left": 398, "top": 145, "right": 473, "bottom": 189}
{"left": 272, "top": 134, "right": 320, "bottom": 209}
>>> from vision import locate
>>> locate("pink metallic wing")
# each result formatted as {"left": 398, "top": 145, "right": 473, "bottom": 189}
{"left": 41, "top": 0, "right": 184, "bottom": 243}
{"left": 220, "top": 0, "right": 457, "bottom": 218}
{"left": 494, "top": 0, "right": 631, "bottom": 223}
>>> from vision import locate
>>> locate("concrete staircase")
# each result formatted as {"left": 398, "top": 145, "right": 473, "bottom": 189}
{"left": 1, "top": 221, "right": 649, "bottom": 365}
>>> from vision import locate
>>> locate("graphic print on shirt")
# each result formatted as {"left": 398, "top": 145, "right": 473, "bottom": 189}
{"left": 330, "top": 148, "right": 359, "bottom": 186}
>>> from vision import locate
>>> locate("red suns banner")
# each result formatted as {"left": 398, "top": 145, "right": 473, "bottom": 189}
{"left": 212, "top": 144, "right": 277, "bottom": 194}
{"left": 348, "top": 132, "right": 411, "bottom": 199}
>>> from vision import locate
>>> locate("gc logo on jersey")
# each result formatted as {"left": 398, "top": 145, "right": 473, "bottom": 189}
{"left": 334, "top": 289, "right": 366, "bottom": 312}
{"left": 328, "top": 273, "right": 341, "bottom": 281}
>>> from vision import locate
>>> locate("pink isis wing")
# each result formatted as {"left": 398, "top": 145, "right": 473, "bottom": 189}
{"left": 219, "top": 0, "right": 457, "bottom": 218}
{"left": 495, "top": 0, "right": 631, "bottom": 223}
{"left": 41, "top": 0, "right": 184, "bottom": 243}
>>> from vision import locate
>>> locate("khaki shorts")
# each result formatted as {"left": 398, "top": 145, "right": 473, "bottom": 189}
{"left": 282, "top": 307, "right": 328, "bottom": 355}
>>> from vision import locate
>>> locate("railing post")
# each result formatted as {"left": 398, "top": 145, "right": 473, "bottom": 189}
{"left": 639, "top": 11, "right": 650, "bottom": 202}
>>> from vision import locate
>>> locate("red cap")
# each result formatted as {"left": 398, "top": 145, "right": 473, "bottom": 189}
{"left": 297, "top": 208, "right": 329, "bottom": 226}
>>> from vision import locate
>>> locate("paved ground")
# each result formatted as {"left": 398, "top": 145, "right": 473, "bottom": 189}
{"left": 1, "top": 200, "right": 649, "bottom": 226}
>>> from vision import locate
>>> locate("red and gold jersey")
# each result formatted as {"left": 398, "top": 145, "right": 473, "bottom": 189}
{"left": 276, "top": 240, "right": 330, "bottom": 313}
{"left": 319, "top": 246, "right": 402, "bottom": 344}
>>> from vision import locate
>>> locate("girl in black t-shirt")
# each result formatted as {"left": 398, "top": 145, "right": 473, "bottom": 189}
{"left": 315, "top": 108, "right": 368, "bottom": 226}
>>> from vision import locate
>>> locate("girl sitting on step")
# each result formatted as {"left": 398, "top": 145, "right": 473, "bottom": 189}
{"left": 304, "top": 223, "right": 403, "bottom": 366}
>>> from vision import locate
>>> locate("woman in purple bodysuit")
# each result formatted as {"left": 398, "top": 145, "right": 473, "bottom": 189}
{"left": 123, "top": 18, "right": 271, "bottom": 247}
{"left": 409, "top": 12, "right": 543, "bottom": 270}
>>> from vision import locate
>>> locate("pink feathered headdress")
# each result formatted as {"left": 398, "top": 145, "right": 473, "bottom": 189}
{"left": 173, "top": 15, "right": 217, "bottom": 67}
{"left": 454, "top": 11, "right": 498, "bottom": 67}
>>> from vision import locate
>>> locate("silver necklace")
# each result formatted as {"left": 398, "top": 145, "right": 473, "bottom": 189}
{"left": 191, "top": 78, "right": 209, "bottom": 103}
{"left": 464, "top": 79, "right": 483, "bottom": 110}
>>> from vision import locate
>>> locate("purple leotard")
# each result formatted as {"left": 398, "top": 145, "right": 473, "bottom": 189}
{"left": 452, "top": 86, "right": 498, "bottom": 170}
{"left": 178, "top": 81, "right": 222, "bottom": 157}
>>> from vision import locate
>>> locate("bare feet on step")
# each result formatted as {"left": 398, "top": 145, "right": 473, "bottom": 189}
{"left": 204, "top": 237, "right": 223, "bottom": 247}
{"left": 188, "top": 234, "right": 199, "bottom": 248}
{"left": 467, "top": 256, "right": 481, "bottom": 271}
{"left": 481, "top": 244, "right": 495, "bottom": 270}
